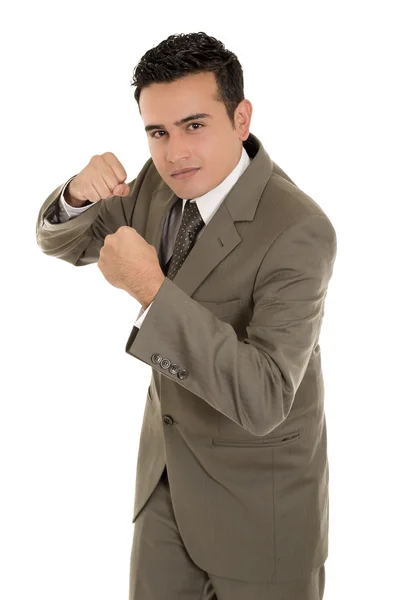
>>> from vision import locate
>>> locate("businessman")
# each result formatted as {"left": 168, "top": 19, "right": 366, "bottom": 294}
{"left": 36, "top": 32, "right": 337, "bottom": 600}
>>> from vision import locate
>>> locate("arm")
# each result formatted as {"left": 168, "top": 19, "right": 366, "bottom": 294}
{"left": 125, "top": 214, "right": 337, "bottom": 436}
{"left": 57, "top": 180, "right": 94, "bottom": 223}
{"left": 36, "top": 157, "right": 153, "bottom": 266}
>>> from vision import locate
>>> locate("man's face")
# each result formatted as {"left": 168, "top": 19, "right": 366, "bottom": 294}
{"left": 139, "top": 71, "right": 252, "bottom": 199}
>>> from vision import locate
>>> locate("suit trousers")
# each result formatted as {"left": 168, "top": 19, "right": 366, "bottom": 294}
{"left": 128, "top": 467, "right": 325, "bottom": 600}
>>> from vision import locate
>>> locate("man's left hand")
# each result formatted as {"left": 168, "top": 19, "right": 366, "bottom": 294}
{"left": 98, "top": 226, "right": 166, "bottom": 308}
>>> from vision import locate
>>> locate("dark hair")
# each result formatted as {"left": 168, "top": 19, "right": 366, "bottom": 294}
{"left": 130, "top": 32, "right": 244, "bottom": 127}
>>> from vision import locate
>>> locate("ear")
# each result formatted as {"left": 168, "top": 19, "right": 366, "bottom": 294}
{"left": 235, "top": 99, "right": 253, "bottom": 140}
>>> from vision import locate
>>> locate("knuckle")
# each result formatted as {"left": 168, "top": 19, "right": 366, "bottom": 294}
{"left": 102, "top": 151, "right": 115, "bottom": 159}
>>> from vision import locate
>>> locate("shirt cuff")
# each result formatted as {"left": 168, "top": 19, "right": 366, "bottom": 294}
{"left": 134, "top": 302, "right": 153, "bottom": 329}
{"left": 59, "top": 186, "right": 94, "bottom": 220}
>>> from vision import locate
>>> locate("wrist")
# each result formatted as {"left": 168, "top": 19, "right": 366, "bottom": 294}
{"left": 64, "top": 192, "right": 87, "bottom": 208}
{"left": 64, "top": 184, "right": 92, "bottom": 208}
{"left": 141, "top": 273, "right": 166, "bottom": 308}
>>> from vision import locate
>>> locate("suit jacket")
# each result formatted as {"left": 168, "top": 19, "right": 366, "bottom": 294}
{"left": 36, "top": 132, "right": 337, "bottom": 584}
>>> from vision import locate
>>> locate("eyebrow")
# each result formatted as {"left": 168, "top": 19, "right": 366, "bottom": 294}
{"left": 144, "top": 113, "right": 212, "bottom": 133}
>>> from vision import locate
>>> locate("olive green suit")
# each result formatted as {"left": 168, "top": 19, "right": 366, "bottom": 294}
{"left": 36, "top": 132, "right": 337, "bottom": 596}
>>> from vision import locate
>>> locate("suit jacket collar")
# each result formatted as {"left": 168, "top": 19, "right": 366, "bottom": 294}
{"left": 145, "top": 131, "right": 273, "bottom": 298}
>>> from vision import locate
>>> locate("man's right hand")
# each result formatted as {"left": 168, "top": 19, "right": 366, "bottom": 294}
{"left": 65, "top": 152, "right": 131, "bottom": 207}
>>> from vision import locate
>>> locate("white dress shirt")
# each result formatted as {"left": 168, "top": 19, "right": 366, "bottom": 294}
{"left": 58, "top": 145, "right": 251, "bottom": 328}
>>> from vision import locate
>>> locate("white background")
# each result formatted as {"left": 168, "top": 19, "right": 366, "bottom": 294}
{"left": 1, "top": 1, "right": 399, "bottom": 598}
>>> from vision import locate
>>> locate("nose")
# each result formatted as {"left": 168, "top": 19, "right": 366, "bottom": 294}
{"left": 166, "top": 132, "right": 191, "bottom": 163}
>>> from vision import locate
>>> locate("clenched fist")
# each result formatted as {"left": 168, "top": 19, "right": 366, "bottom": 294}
{"left": 66, "top": 152, "right": 131, "bottom": 207}
{"left": 98, "top": 226, "right": 166, "bottom": 308}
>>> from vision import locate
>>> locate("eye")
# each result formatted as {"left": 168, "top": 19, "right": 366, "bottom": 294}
{"left": 151, "top": 130, "right": 166, "bottom": 139}
{"left": 188, "top": 122, "right": 203, "bottom": 131}
{"left": 150, "top": 122, "right": 204, "bottom": 139}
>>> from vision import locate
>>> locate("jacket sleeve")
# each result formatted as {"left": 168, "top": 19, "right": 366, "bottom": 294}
{"left": 36, "top": 157, "right": 153, "bottom": 266}
{"left": 125, "top": 213, "right": 337, "bottom": 436}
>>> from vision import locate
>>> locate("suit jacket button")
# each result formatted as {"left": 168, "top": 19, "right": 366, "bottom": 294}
{"left": 151, "top": 353, "right": 162, "bottom": 364}
{"left": 162, "top": 415, "right": 173, "bottom": 426}
{"left": 177, "top": 369, "right": 188, "bottom": 380}
{"left": 168, "top": 364, "right": 179, "bottom": 375}
{"left": 160, "top": 358, "right": 171, "bottom": 369}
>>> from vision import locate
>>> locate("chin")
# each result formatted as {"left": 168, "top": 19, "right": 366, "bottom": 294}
{"left": 172, "top": 181, "right": 202, "bottom": 195}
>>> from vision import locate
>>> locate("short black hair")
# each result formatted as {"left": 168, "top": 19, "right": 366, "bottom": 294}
{"left": 130, "top": 32, "right": 244, "bottom": 127}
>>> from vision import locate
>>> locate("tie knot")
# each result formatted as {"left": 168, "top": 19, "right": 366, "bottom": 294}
{"left": 182, "top": 200, "right": 204, "bottom": 232}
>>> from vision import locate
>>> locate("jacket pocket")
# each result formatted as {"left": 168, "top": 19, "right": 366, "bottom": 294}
{"left": 212, "top": 430, "right": 300, "bottom": 447}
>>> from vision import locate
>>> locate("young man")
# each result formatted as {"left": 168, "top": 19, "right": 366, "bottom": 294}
{"left": 36, "top": 31, "right": 337, "bottom": 600}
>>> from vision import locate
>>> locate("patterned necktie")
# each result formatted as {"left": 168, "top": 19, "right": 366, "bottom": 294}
{"left": 165, "top": 200, "right": 205, "bottom": 280}
{"left": 136, "top": 199, "right": 204, "bottom": 321}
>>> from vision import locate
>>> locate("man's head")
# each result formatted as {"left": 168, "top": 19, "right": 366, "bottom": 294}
{"left": 130, "top": 32, "right": 252, "bottom": 199}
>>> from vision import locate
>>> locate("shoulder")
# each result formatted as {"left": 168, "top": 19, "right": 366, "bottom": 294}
{"left": 262, "top": 162, "right": 335, "bottom": 232}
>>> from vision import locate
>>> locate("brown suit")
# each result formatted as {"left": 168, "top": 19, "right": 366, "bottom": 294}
{"left": 36, "top": 132, "right": 337, "bottom": 590}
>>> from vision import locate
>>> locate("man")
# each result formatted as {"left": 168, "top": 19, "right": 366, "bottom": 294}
{"left": 36, "top": 32, "right": 337, "bottom": 600}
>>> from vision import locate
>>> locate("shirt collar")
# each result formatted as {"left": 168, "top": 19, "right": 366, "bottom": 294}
{"left": 180, "top": 145, "right": 251, "bottom": 225}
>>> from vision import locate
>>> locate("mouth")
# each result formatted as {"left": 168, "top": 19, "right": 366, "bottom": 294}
{"left": 171, "top": 168, "right": 200, "bottom": 180}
